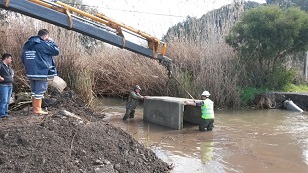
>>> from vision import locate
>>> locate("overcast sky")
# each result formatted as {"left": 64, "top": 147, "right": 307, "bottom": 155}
{"left": 82, "top": 0, "right": 266, "bottom": 40}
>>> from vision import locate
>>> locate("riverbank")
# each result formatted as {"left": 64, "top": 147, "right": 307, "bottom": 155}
{"left": 0, "top": 91, "right": 172, "bottom": 173}
{"left": 255, "top": 92, "right": 308, "bottom": 111}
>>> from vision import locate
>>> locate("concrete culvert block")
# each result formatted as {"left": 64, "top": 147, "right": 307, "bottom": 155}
{"left": 143, "top": 96, "right": 200, "bottom": 129}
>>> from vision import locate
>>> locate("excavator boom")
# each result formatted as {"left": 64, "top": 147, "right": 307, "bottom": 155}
{"left": 0, "top": 0, "right": 172, "bottom": 77}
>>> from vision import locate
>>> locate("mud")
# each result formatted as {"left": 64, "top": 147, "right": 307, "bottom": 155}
{"left": 0, "top": 91, "right": 171, "bottom": 173}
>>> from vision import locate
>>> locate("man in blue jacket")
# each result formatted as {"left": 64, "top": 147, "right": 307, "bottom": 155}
{"left": 21, "top": 29, "right": 60, "bottom": 115}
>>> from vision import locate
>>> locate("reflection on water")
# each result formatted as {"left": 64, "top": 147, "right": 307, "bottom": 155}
{"left": 200, "top": 141, "right": 214, "bottom": 163}
{"left": 95, "top": 97, "right": 308, "bottom": 173}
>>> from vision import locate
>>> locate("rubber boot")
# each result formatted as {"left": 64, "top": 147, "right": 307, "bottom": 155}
{"left": 33, "top": 98, "right": 48, "bottom": 115}
{"left": 129, "top": 110, "right": 135, "bottom": 118}
{"left": 123, "top": 114, "right": 129, "bottom": 121}
{"left": 123, "top": 109, "right": 131, "bottom": 120}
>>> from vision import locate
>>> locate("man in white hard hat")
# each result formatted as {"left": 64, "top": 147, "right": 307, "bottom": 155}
{"left": 185, "top": 90, "right": 214, "bottom": 131}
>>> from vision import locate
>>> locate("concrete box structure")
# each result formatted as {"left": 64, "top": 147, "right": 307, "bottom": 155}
{"left": 143, "top": 96, "right": 202, "bottom": 130}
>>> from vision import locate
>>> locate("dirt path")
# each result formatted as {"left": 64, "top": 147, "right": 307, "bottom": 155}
{"left": 0, "top": 91, "right": 172, "bottom": 173}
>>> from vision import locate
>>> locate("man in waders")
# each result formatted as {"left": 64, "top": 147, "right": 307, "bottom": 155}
{"left": 185, "top": 91, "right": 214, "bottom": 131}
{"left": 123, "top": 85, "right": 145, "bottom": 121}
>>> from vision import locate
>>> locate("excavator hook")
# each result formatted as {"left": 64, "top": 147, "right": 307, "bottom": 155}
{"left": 160, "top": 56, "right": 172, "bottom": 78}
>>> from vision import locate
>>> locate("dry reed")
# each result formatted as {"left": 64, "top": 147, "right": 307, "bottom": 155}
{"left": 0, "top": 1, "right": 247, "bottom": 108}
{"left": 163, "top": 1, "right": 246, "bottom": 107}
{"left": 0, "top": 12, "right": 94, "bottom": 103}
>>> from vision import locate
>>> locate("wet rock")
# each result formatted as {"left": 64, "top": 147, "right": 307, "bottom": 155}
{"left": 113, "top": 163, "right": 121, "bottom": 171}
{"left": 80, "top": 149, "right": 87, "bottom": 156}
{"left": 0, "top": 158, "right": 5, "bottom": 165}
{"left": 58, "top": 110, "right": 82, "bottom": 120}
{"left": 42, "top": 98, "right": 58, "bottom": 108}
{"left": 93, "top": 167, "right": 101, "bottom": 172}
{"left": 94, "top": 164, "right": 117, "bottom": 173}
{"left": 129, "top": 161, "right": 135, "bottom": 166}
{"left": 168, "top": 163, "right": 175, "bottom": 169}
{"left": 138, "top": 158, "right": 143, "bottom": 163}
{"left": 93, "top": 159, "right": 103, "bottom": 165}
{"left": 103, "top": 159, "right": 111, "bottom": 165}
{"left": 74, "top": 159, "right": 81, "bottom": 166}
{"left": 0, "top": 133, "right": 9, "bottom": 140}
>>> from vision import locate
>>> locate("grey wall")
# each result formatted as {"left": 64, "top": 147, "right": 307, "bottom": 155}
{"left": 143, "top": 97, "right": 202, "bottom": 129}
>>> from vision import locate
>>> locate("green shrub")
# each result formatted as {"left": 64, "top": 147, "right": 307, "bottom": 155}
{"left": 239, "top": 87, "right": 269, "bottom": 106}
{"left": 281, "top": 83, "right": 308, "bottom": 92}
{"left": 265, "top": 67, "right": 297, "bottom": 90}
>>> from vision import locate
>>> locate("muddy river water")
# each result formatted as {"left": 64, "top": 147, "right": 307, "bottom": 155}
{"left": 94, "top": 98, "right": 308, "bottom": 173}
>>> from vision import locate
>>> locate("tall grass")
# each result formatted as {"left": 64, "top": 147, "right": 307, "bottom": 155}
{"left": 0, "top": 1, "right": 248, "bottom": 108}
{"left": 163, "top": 2, "right": 246, "bottom": 107}
{"left": 0, "top": 12, "right": 94, "bottom": 103}
{"left": 0, "top": 11, "right": 169, "bottom": 104}
{"left": 89, "top": 47, "right": 169, "bottom": 97}
{"left": 166, "top": 40, "right": 242, "bottom": 108}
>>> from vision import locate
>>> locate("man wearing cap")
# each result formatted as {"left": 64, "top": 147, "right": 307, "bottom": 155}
{"left": 123, "top": 85, "right": 146, "bottom": 121}
{"left": 185, "top": 91, "right": 214, "bottom": 131}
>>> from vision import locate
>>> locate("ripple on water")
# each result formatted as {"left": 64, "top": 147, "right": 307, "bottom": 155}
{"left": 98, "top": 98, "right": 308, "bottom": 173}
{"left": 152, "top": 147, "right": 226, "bottom": 173}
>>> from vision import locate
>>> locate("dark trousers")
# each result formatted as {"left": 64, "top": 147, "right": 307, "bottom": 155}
{"left": 199, "top": 119, "right": 214, "bottom": 131}
{"left": 123, "top": 109, "right": 135, "bottom": 120}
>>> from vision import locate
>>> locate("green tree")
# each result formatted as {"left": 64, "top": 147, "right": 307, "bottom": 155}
{"left": 266, "top": 0, "right": 308, "bottom": 11}
{"left": 226, "top": 6, "right": 308, "bottom": 89}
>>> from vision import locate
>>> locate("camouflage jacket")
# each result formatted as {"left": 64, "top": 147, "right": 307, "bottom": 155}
{"left": 126, "top": 91, "right": 143, "bottom": 109}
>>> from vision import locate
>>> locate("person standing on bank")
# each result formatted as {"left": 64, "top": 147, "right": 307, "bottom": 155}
{"left": 123, "top": 85, "right": 146, "bottom": 121}
{"left": 21, "top": 29, "right": 59, "bottom": 115}
{"left": 0, "top": 53, "right": 14, "bottom": 118}
{"left": 184, "top": 91, "right": 214, "bottom": 131}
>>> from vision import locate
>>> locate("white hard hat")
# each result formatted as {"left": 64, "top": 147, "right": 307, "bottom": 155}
{"left": 201, "top": 91, "right": 210, "bottom": 96}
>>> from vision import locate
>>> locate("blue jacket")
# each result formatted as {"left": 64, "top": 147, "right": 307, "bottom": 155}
{"left": 21, "top": 36, "right": 59, "bottom": 79}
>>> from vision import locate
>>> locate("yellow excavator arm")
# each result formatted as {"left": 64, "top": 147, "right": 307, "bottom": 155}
{"left": 0, "top": 0, "right": 172, "bottom": 77}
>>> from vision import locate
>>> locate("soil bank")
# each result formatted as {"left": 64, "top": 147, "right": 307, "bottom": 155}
{"left": 0, "top": 91, "right": 172, "bottom": 173}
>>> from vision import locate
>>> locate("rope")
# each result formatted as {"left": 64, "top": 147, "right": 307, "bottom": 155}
{"left": 166, "top": 76, "right": 195, "bottom": 100}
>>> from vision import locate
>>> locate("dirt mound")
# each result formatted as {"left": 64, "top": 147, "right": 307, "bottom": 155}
{"left": 0, "top": 91, "right": 171, "bottom": 173}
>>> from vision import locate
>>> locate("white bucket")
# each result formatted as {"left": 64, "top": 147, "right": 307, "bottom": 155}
{"left": 48, "top": 76, "right": 67, "bottom": 93}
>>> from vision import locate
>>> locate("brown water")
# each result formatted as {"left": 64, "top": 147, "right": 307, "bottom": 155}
{"left": 94, "top": 98, "right": 308, "bottom": 173}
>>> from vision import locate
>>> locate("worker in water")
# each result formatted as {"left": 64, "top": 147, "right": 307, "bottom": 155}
{"left": 184, "top": 91, "right": 214, "bottom": 131}
{"left": 123, "top": 85, "right": 146, "bottom": 121}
